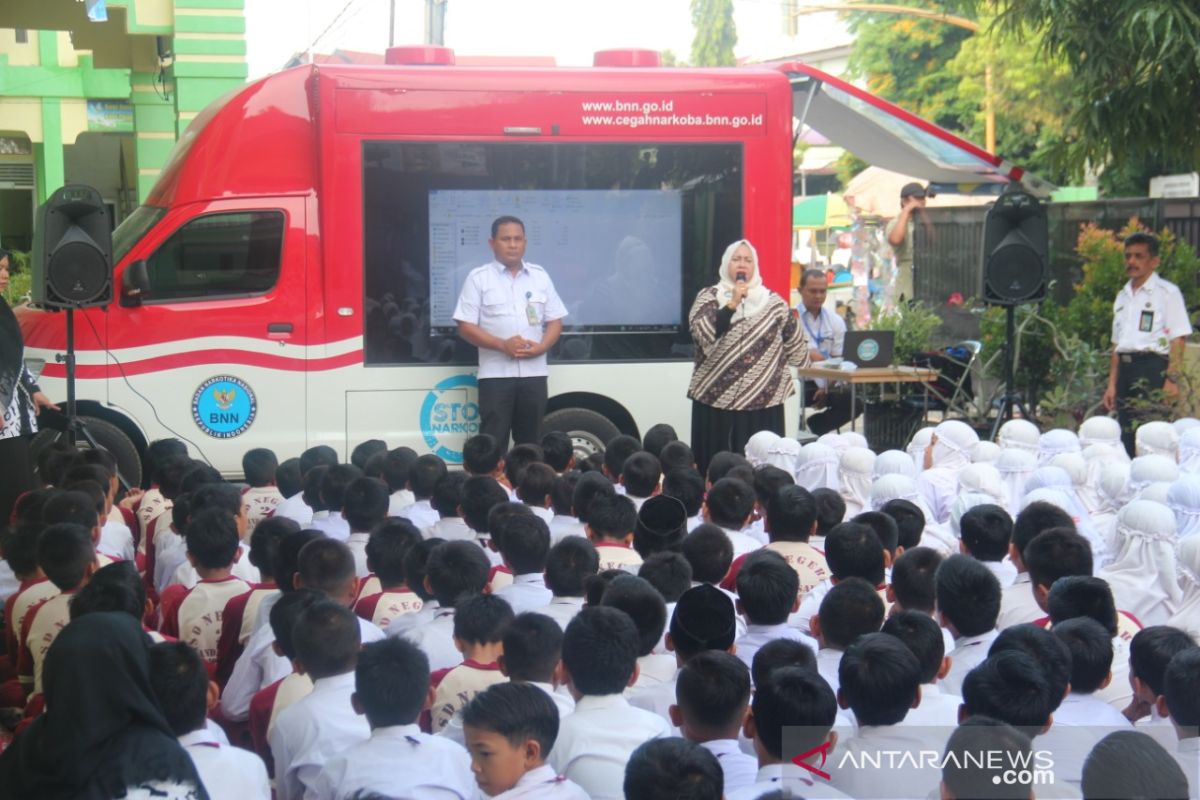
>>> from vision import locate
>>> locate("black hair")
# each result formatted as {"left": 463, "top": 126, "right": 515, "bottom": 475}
{"left": 488, "top": 503, "right": 536, "bottom": 554}
{"left": 540, "top": 431, "right": 574, "bottom": 472}
{"left": 960, "top": 504, "right": 1013, "bottom": 562}
{"left": 403, "top": 538, "right": 444, "bottom": 602}
{"left": 460, "top": 475, "right": 510, "bottom": 533}
{"left": 454, "top": 592, "right": 515, "bottom": 644}
{"left": 753, "top": 667, "right": 837, "bottom": 758}
{"left": 942, "top": 717, "right": 1036, "bottom": 800}
{"left": 675, "top": 650, "right": 751, "bottom": 732}
{"left": 242, "top": 448, "right": 279, "bottom": 487}
{"left": 184, "top": 507, "right": 240, "bottom": 569}
{"left": 882, "top": 610, "right": 945, "bottom": 684}
{"left": 350, "top": 439, "right": 387, "bottom": 471}
{"left": 752, "top": 638, "right": 817, "bottom": 689}
{"left": 189, "top": 481, "right": 242, "bottom": 518}
{"left": 303, "top": 467, "right": 329, "bottom": 511}
{"left": 571, "top": 471, "right": 616, "bottom": 524}
{"left": 248, "top": 516, "right": 299, "bottom": 581}
{"left": 1052, "top": 617, "right": 1114, "bottom": 694}
{"left": 70, "top": 560, "right": 146, "bottom": 621}
{"left": 38, "top": 522, "right": 94, "bottom": 590}
{"left": 79, "top": 446, "right": 118, "bottom": 479}
{"left": 293, "top": 599, "right": 361, "bottom": 678}
{"left": 705, "top": 477, "right": 755, "bottom": 529}
{"left": 818, "top": 576, "right": 885, "bottom": 649}
{"left": 298, "top": 538, "right": 356, "bottom": 597}
{"left": 158, "top": 455, "right": 196, "bottom": 500}
{"left": 42, "top": 490, "right": 99, "bottom": 530}
{"left": 63, "top": 464, "right": 113, "bottom": 496}
{"left": 1024, "top": 528, "right": 1093, "bottom": 590}
{"left": 681, "top": 523, "right": 733, "bottom": 584}
{"left": 462, "top": 682, "right": 560, "bottom": 758}
{"left": 638, "top": 552, "right": 692, "bottom": 603}
{"left": 516, "top": 462, "right": 556, "bottom": 508}
{"left": 1122, "top": 231, "right": 1160, "bottom": 258}
{"left": 586, "top": 493, "right": 637, "bottom": 541}
{"left": 812, "top": 488, "right": 846, "bottom": 536}
{"left": 935, "top": 554, "right": 1001, "bottom": 636}
{"left": 621, "top": 451, "right": 662, "bottom": 498}
{"left": 583, "top": 569, "right": 626, "bottom": 607}
{"left": 381, "top": 447, "right": 419, "bottom": 493}
{"left": 355, "top": 637, "right": 430, "bottom": 728}
{"left": 409, "top": 454, "right": 448, "bottom": 500}
{"left": 148, "top": 642, "right": 210, "bottom": 736}
{"left": 342, "top": 476, "right": 389, "bottom": 532}
{"left": 39, "top": 445, "right": 79, "bottom": 488}
{"left": 299, "top": 445, "right": 339, "bottom": 476}
{"left": 321, "top": 464, "right": 365, "bottom": 514}
{"left": 851, "top": 511, "right": 900, "bottom": 556}
{"left": 706, "top": 451, "right": 748, "bottom": 484}
{"left": 61, "top": 481, "right": 105, "bottom": 523}
{"left": 889, "top": 546, "right": 944, "bottom": 614}
{"left": 1047, "top": 576, "right": 1118, "bottom": 636}
{"left": 549, "top": 472, "right": 580, "bottom": 516}
{"left": 544, "top": 536, "right": 599, "bottom": 597}
{"left": 838, "top": 632, "right": 922, "bottom": 726}
{"left": 642, "top": 423, "right": 678, "bottom": 460}
{"left": 961, "top": 650, "right": 1055, "bottom": 730}
{"left": 495, "top": 513, "right": 551, "bottom": 574}
{"left": 490, "top": 215, "right": 525, "bottom": 238}
{"left": 171, "top": 494, "right": 192, "bottom": 536}
{"left": 366, "top": 518, "right": 422, "bottom": 587}
{"left": 1083, "top": 730, "right": 1190, "bottom": 800}
{"left": 1012, "top": 502, "right": 1075, "bottom": 557}
{"left": 502, "top": 612, "right": 564, "bottom": 683}
{"left": 989, "top": 624, "right": 1072, "bottom": 712}
{"left": 14, "top": 489, "right": 53, "bottom": 526}
{"left": 146, "top": 439, "right": 189, "bottom": 487}
{"left": 766, "top": 484, "right": 817, "bottom": 543}
{"left": 624, "top": 738, "right": 722, "bottom": 800}
{"left": 585, "top": 451, "right": 609, "bottom": 470}
{"left": 429, "top": 470, "right": 465, "bottom": 520}
{"left": 659, "top": 441, "right": 696, "bottom": 475}
{"left": 180, "top": 463, "right": 224, "bottom": 496}
{"left": 463, "top": 435, "right": 503, "bottom": 476}
{"left": 276, "top": 458, "right": 303, "bottom": 499}
{"left": 1129, "top": 625, "right": 1198, "bottom": 698}
{"left": 503, "top": 444, "right": 544, "bottom": 488}
{"left": 1, "top": 523, "right": 41, "bottom": 577}
{"left": 662, "top": 468, "right": 704, "bottom": 517}
{"left": 270, "top": 588, "right": 324, "bottom": 660}
{"left": 561, "top": 606, "right": 640, "bottom": 695}
{"left": 603, "top": 435, "right": 641, "bottom": 480}
{"left": 601, "top": 575, "right": 666, "bottom": 656}
{"left": 425, "top": 540, "right": 491, "bottom": 607}
{"left": 880, "top": 499, "right": 925, "bottom": 550}
{"left": 273, "top": 529, "right": 325, "bottom": 595}
{"left": 753, "top": 465, "right": 794, "bottom": 508}
{"left": 736, "top": 549, "right": 800, "bottom": 626}
{"left": 824, "top": 522, "right": 885, "bottom": 585}
{"left": 361, "top": 450, "right": 388, "bottom": 481}
{"left": 1164, "top": 647, "right": 1200, "bottom": 727}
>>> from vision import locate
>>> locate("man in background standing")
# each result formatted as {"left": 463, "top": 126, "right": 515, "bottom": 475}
{"left": 885, "top": 182, "right": 933, "bottom": 303}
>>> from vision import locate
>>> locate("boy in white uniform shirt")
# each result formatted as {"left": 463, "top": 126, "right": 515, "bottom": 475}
{"left": 662, "top": 468, "right": 706, "bottom": 534}
{"left": 381, "top": 446, "right": 418, "bottom": 517}
{"left": 310, "top": 464, "right": 362, "bottom": 543}
{"left": 887, "top": 547, "right": 956, "bottom": 656}
{"left": 583, "top": 493, "right": 643, "bottom": 573}
{"left": 341, "top": 476, "right": 389, "bottom": 578}
{"left": 399, "top": 454, "right": 447, "bottom": 531}
{"left": 734, "top": 550, "right": 818, "bottom": 674}
{"left": 999, "top": 502, "right": 1073, "bottom": 629}
{"left": 882, "top": 610, "right": 962, "bottom": 727}
{"left": 402, "top": 540, "right": 493, "bottom": 671}
{"left": 1050, "top": 617, "right": 1133, "bottom": 728}
{"left": 959, "top": 503, "right": 1018, "bottom": 588}
{"left": 493, "top": 513, "right": 553, "bottom": 614}
{"left": 1163, "top": 648, "right": 1200, "bottom": 797}
{"left": 241, "top": 448, "right": 284, "bottom": 533}
{"left": 703, "top": 477, "right": 762, "bottom": 559}
{"left": 1124, "top": 626, "right": 1196, "bottom": 749}
{"left": 936, "top": 554, "right": 1002, "bottom": 695}
{"left": 550, "top": 607, "right": 672, "bottom": 800}
{"left": 426, "top": 472, "right": 475, "bottom": 542}
{"left": 310, "top": 637, "right": 477, "bottom": 800}
{"left": 620, "top": 451, "right": 662, "bottom": 512}
{"left": 762, "top": 485, "right": 831, "bottom": 598}
{"left": 599, "top": 575, "right": 676, "bottom": 691}
{"left": 431, "top": 593, "right": 513, "bottom": 733}
{"left": 547, "top": 473, "right": 585, "bottom": 544}
{"left": 353, "top": 519, "right": 424, "bottom": 630}
{"left": 464, "top": 682, "right": 588, "bottom": 799}
{"left": 810, "top": 577, "right": 885, "bottom": 696}
{"left": 624, "top": 738, "right": 724, "bottom": 800}
{"left": 270, "top": 601, "right": 370, "bottom": 800}
{"left": 541, "top": 431, "right": 576, "bottom": 475}
{"left": 792, "top": 520, "right": 888, "bottom": 635}
{"left": 518, "top": 462, "right": 558, "bottom": 525}
{"left": 148, "top": 641, "right": 270, "bottom": 800}
{"left": 458, "top": 476, "right": 513, "bottom": 572}
{"left": 669, "top": 651, "right": 759, "bottom": 794}
{"left": 535, "top": 536, "right": 598, "bottom": 631}
{"left": 1045, "top": 575, "right": 1138, "bottom": 711}
{"left": 275, "top": 445, "right": 338, "bottom": 526}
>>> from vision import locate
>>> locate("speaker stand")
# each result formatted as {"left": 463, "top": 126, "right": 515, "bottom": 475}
{"left": 990, "top": 304, "right": 1030, "bottom": 440}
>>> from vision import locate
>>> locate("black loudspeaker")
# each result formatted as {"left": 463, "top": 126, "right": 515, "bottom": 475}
{"left": 32, "top": 184, "right": 113, "bottom": 309}
{"left": 982, "top": 188, "right": 1048, "bottom": 306}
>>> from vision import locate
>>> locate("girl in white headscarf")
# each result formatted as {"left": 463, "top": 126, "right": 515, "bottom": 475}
{"left": 838, "top": 446, "right": 876, "bottom": 518}
{"left": 795, "top": 442, "right": 839, "bottom": 492}
{"left": 970, "top": 441, "right": 1002, "bottom": 463}
{"left": 1100, "top": 500, "right": 1183, "bottom": 627}
{"left": 1019, "top": 485, "right": 1109, "bottom": 567}
{"left": 1137, "top": 482, "right": 1173, "bottom": 504}
{"left": 817, "top": 432, "right": 849, "bottom": 454}
{"left": 1091, "top": 461, "right": 1133, "bottom": 561}
{"left": 1135, "top": 420, "right": 1179, "bottom": 460}
{"left": 957, "top": 463, "right": 1006, "bottom": 507}
{"left": 1037, "top": 429, "right": 1081, "bottom": 466}
{"left": 744, "top": 430, "right": 781, "bottom": 467}
{"left": 949, "top": 491, "right": 997, "bottom": 537}
{"left": 1129, "top": 454, "right": 1180, "bottom": 495}
{"left": 873, "top": 450, "right": 916, "bottom": 480}
{"left": 870, "top": 473, "right": 955, "bottom": 555}
{"left": 1165, "top": 536, "right": 1200, "bottom": 640}
{"left": 840, "top": 431, "right": 869, "bottom": 450}
{"left": 1078, "top": 415, "right": 1128, "bottom": 462}
{"left": 997, "top": 418, "right": 1040, "bottom": 454}
{"left": 1173, "top": 417, "right": 1200, "bottom": 436}
{"left": 907, "top": 427, "right": 935, "bottom": 469}
{"left": 1179, "top": 428, "right": 1200, "bottom": 474}
{"left": 763, "top": 437, "right": 802, "bottom": 476}
{"left": 1168, "top": 476, "right": 1200, "bottom": 540}
{"left": 1079, "top": 445, "right": 1115, "bottom": 514}
{"left": 996, "top": 448, "right": 1039, "bottom": 517}
{"left": 916, "top": 420, "right": 980, "bottom": 524}
{"left": 1049, "top": 452, "right": 1089, "bottom": 507}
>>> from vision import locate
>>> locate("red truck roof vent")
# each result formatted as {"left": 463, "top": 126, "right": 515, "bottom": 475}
{"left": 385, "top": 45, "right": 456, "bottom": 66}
{"left": 593, "top": 49, "right": 661, "bottom": 68}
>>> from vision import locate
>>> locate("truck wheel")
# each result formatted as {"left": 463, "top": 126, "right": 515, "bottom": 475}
{"left": 543, "top": 408, "right": 622, "bottom": 461}
{"left": 30, "top": 415, "right": 143, "bottom": 488}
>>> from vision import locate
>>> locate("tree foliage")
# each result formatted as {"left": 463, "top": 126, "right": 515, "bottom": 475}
{"left": 690, "top": 0, "right": 737, "bottom": 67}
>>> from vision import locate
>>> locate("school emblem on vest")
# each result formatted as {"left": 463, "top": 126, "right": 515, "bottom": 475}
{"left": 420, "top": 373, "right": 481, "bottom": 464}
{"left": 856, "top": 337, "right": 880, "bottom": 362}
{"left": 192, "top": 376, "right": 257, "bottom": 439}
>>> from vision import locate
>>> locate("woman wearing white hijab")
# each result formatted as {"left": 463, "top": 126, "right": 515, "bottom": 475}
{"left": 1178, "top": 428, "right": 1200, "bottom": 474}
{"left": 995, "top": 447, "right": 1039, "bottom": 517}
{"left": 795, "top": 441, "right": 839, "bottom": 492}
{"left": 1037, "top": 429, "right": 1081, "bottom": 466}
{"left": 838, "top": 446, "right": 876, "bottom": 518}
{"left": 1019, "top": 485, "right": 1110, "bottom": 568}
{"left": 840, "top": 431, "right": 869, "bottom": 450}
{"left": 1168, "top": 476, "right": 1200, "bottom": 540}
{"left": 970, "top": 441, "right": 1002, "bottom": 463}
{"left": 906, "top": 427, "right": 935, "bottom": 469}
{"left": 1135, "top": 420, "right": 1179, "bottom": 460}
{"left": 957, "top": 463, "right": 1006, "bottom": 508}
{"left": 744, "top": 430, "right": 781, "bottom": 468}
{"left": 1165, "top": 536, "right": 1200, "bottom": 640}
{"left": 763, "top": 437, "right": 802, "bottom": 476}
{"left": 686, "top": 239, "right": 810, "bottom": 473}
{"left": 1099, "top": 500, "right": 1183, "bottom": 627}
{"left": 997, "top": 418, "right": 1040, "bottom": 454}
{"left": 870, "top": 473, "right": 955, "bottom": 555}
{"left": 873, "top": 449, "right": 916, "bottom": 480}
{"left": 1128, "top": 454, "right": 1180, "bottom": 495}
{"left": 916, "top": 420, "right": 979, "bottom": 524}
{"left": 1078, "top": 415, "right": 1128, "bottom": 461}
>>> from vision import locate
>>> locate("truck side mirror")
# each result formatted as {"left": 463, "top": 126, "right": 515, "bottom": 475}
{"left": 120, "top": 260, "right": 150, "bottom": 306}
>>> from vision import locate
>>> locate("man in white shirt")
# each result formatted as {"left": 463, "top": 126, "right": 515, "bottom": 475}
{"left": 797, "top": 269, "right": 853, "bottom": 435}
{"left": 882, "top": 610, "right": 962, "bottom": 727}
{"left": 936, "top": 555, "right": 1002, "bottom": 695}
{"left": 453, "top": 216, "right": 567, "bottom": 449}
{"left": 735, "top": 550, "right": 819, "bottom": 674}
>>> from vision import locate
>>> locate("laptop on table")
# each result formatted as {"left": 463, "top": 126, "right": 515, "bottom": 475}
{"left": 842, "top": 330, "right": 895, "bottom": 368}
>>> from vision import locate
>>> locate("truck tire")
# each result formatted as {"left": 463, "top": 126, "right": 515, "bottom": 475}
{"left": 543, "top": 408, "right": 622, "bottom": 461}
{"left": 30, "top": 415, "right": 143, "bottom": 489}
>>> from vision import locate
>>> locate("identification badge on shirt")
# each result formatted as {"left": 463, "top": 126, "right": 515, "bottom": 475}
{"left": 526, "top": 303, "right": 540, "bottom": 325}
{"left": 1139, "top": 310, "right": 1154, "bottom": 332}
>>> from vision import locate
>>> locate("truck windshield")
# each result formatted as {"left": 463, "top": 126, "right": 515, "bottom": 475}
{"left": 112, "top": 205, "right": 168, "bottom": 265}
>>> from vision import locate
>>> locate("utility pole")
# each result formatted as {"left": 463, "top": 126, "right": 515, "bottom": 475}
{"left": 425, "top": 0, "right": 446, "bottom": 45}
{"left": 389, "top": 0, "right": 396, "bottom": 47}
